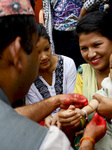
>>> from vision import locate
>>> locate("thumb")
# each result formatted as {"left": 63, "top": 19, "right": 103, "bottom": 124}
{"left": 98, "top": 115, "right": 107, "bottom": 130}
{"left": 90, "top": 112, "right": 99, "bottom": 124}
{"left": 91, "top": 113, "right": 106, "bottom": 129}
{"left": 68, "top": 105, "right": 75, "bottom": 110}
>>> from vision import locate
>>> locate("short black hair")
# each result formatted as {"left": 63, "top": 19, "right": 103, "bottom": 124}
{"left": 76, "top": 11, "right": 112, "bottom": 41}
{"left": 0, "top": 15, "right": 37, "bottom": 55}
{"left": 36, "top": 23, "right": 50, "bottom": 44}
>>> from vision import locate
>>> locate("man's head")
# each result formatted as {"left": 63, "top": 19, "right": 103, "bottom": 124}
{"left": 0, "top": 0, "right": 39, "bottom": 103}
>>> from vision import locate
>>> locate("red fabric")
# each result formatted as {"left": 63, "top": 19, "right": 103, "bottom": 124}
{"left": 39, "top": 121, "right": 44, "bottom": 126}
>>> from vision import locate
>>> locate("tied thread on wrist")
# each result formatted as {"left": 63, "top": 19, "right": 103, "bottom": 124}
{"left": 88, "top": 104, "right": 95, "bottom": 111}
{"left": 75, "top": 136, "right": 95, "bottom": 147}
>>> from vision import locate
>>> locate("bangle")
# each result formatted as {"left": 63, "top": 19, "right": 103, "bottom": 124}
{"left": 82, "top": 109, "right": 88, "bottom": 120}
{"left": 75, "top": 136, "right": 95, "bottom": 147}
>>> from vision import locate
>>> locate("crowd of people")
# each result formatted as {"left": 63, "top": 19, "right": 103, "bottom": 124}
{"left": 0, "top": 0, "right": 112, "bottom": 150}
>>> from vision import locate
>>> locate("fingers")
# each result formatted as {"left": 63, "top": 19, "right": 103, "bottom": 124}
{"left": 60, "top": 93, "right": 88, "bottom": 109}
{"left": 59, "top": 113, "right": 81, "bottom": 126}
{"left": 59, "top": 110, "right": 78, "bottom": 121}
{"left": 75, "top": 130, "right": 84, "bottom": 136}
{"left": 70, "top": 118, "right": 81, "bottom": 127}
{"left": 44, "top": 121, "right": 51, "bottom": 128}
{"left": 74, "top": 104, "right": 86, "bottom": 109}
{"left": 44, "top": 116, "right": 53, "bottom": 128}
{"left": 56, "top": 121, "right": 62, "bottom": 129}
{"left": 90, "top": 112, "right": 99, "bottom": 124}
{"left": 51, "top": 113, "right": 59, "bottom": 126}
{"left": 71, "top": 93, "right": 88, "bottom": 105}
{"left": 68, "top": 105, "right": 75, "bottom": 110}
{"left": 91, "top": 112, "right": 106, "bottom": 130}
{"left": 97, "top": 114, "right": 107, "bottom": 131}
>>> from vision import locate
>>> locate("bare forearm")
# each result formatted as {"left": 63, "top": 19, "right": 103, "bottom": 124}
{"left": 15, "top": 95, "right": 60, "bottom": 122}
{"left": 79, "top": 7, "right": 89, "bottom": 20}
{"left": 81, "top": 99, "right": 99, "bottom": 117}
{"left": 79, "top": 140, "right": 94, "bottom": 150}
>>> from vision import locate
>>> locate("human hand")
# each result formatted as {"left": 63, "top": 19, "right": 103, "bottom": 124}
{"left": 75, "top": 108, "right": 87, "bottom": 118}
{"left": 51, "top": 113, "right": 62, "bottom": 129}
{"left": 44, "top": 115, "right": 53, "bottom": 128}
{"left": 60, "top": 93, "right": 88, "bottom": 109}
{"left": 58, "top": 105, "right": 82, "bottom": 128}
{"left": 84, "top": 112, "right": 107, "bottom": 142}
{"left": 93, "top": 94, "right": 112, "bottom": 120}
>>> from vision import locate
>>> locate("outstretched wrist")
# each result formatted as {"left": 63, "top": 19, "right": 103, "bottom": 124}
{"left": 81, "top": 109, "right": 88, "bottom": 120}
{"left": 51, "top": 95, "right": 60, "bottom": 109}
{"left": 75, "top": 136, "right": 95, "bottom": 147}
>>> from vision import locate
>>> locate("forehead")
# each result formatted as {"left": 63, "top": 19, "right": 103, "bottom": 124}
{"left": 37, "top": 37, "right": 49, "bottom": 45}
{"left": 79, "top": 32, "right": 106, "bottom": 45}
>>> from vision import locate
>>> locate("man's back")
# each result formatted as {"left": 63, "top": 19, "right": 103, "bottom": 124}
{"left": 0, "top": 89, "right": 48, "bottom": 150}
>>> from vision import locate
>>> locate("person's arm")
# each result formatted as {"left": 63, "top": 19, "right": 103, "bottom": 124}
{"left": 94, "top": 94, "right": 112, "bottom": 120}
{"left": 79, "top": 112, "right": 107, "bottom": 150}
{"left": 79, "top": 0, "right": 110, "bottom": 20}
{"left": 15, "top": 93, "right": 88, "bottom": 122}
{"left": 44, "top": 115, "right": 53, "bottom": 128}
{"left": 79, "top": 6, "right": 90, "bottom": 20}
{"left": 79, "top": 140, "right": 94, "bottom": 150}
{"left": 15, "top": 95, "right": 60, "bottom": 122}
{"left": 44, "top": 112, "right": 62, "bottom": 129}
{"left": 78, "top": 99, "right": 99, "bottom": 117}
{"left": 39, "top": 8, "right": 45, "bottom": 26}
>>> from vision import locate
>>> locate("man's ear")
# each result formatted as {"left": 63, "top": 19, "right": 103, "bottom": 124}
{"left": 9, "top": 36, "right": 23, "bottom": 72}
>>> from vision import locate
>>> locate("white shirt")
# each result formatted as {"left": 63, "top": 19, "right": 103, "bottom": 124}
{"left": 26, "top": 55, "right": 76, "bottom": 115}
{"left": 95, "top": 74, "right": 112, "bottom": 98}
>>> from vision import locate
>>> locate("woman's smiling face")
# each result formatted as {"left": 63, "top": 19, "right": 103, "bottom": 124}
{"left": 79, "top": 32, "right": 112, "bottom": 72}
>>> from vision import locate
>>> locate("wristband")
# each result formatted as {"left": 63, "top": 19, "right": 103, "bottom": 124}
{"left": 82, "top": 109, "right": 88, "bottom": 120}
{"left": 75, "top": 136, "right": 95, "bottom": 147}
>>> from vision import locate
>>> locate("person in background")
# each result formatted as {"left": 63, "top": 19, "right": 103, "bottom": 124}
{"left": 26, "top": 23, "right": 77, "bottom": 127}
{"left": 79, "top": 0, "right": 110, "bottom": 19}
{"left": 50, "top": 0, "right": 110, "bottom": 68}
{"left": 39, "top": 8, "right": 45, "bottom": 26}
{"left": 51, "top": 0, "right": 85, "bottom": 68}
{"left": 42, "top": 0, "right": 55, "bottom": 53}
{"left": 74, "top": 53, "right": 112, "bottom": 121}
{"left": 72, "top": 53, "right": 112, "bottom": 149}
{"left": 58, "top": 11, "right": 112, "bottom": 149}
